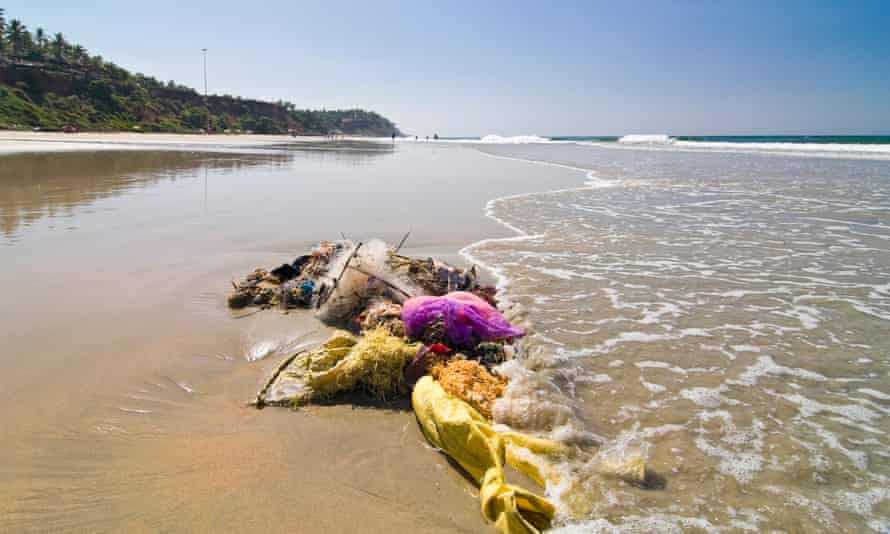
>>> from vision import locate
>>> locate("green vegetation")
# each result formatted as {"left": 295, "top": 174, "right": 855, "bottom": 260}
{"left": 0, "top": 8, "right": 400, "bottom": 135}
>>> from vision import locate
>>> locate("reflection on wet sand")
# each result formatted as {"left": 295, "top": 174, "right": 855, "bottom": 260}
{"left": 0, "top": 142, "right": 392, "bottom": 241}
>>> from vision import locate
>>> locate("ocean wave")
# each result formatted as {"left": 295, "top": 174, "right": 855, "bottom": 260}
{"left": 617, "top": 134, "right": 675, "bottom": 145}
{"left": 398, "top": 134, "right": 553, "bottom": 144}
{"left": 675, "top": 140, "right": 890, "bottom": 154}
{"left": 478, "top": 134, "right": 552, "bottom": 144}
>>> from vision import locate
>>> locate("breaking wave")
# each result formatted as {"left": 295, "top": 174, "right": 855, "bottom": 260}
{"left": 478, "top": 134, "right": 552, "bottom": 144}
{"left": 675, "top": 140, "right": 890, "bottom": 155}
{"left": 617, "top": 134, "right": 675, "bottom": 145}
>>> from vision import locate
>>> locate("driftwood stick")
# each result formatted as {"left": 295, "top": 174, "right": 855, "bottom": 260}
{"left": 346, "top": 265, "right": 414, "bottom": 298}
{"left": 395, "top": 231, "right": 411, "bottom": 253}
{"left": 316, "top": 242, "right": 363, "bottom": 309}
{"left": 335, "top": 242, "right": 362, "bottom": 286}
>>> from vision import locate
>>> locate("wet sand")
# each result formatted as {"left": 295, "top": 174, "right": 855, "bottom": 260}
{"left": 0, "top": 131, "right": 329, "bottom": 155}
{"left": 0, "top": 141, "right": 583, "bottom": 532}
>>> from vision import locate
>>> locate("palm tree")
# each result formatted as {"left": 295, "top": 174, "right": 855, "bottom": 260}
{"left": 6, "top": 19, "right": 26, "bottom": 57}
{"left": 0, "top": 8, "right": 6, "bottom": 58}
{"left": 51, "top": 32, "right": 66, "bottom": 61}
{"left": 35, "top": 27, "right": 47, "bottom": 52}
{"left": 72, "top": 44, "right": 87, "bottom": 64}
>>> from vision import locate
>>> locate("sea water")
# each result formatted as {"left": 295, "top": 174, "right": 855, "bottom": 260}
{"left": 1, "top": 137, "right": 888, "bottom": 531}
{"left": 461, "top": 140, "right": 890, "bottom": 532}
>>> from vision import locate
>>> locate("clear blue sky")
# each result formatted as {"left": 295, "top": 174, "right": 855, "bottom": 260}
{"left": 5, "top": 1, "right": 890, "bottom": 136}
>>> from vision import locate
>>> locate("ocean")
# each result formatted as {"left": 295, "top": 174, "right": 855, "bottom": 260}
{"left": 432, "top": 134, "right": 890, "bottom": 159}
{"left": 455, "top": 137, "right": 890, "bottom": 532}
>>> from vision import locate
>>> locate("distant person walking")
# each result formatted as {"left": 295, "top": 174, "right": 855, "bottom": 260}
{"left": 433, "top": 133, "right": 439, "bottom": 140}
{"left": 391, "top": 131, "right": 396, "bottom": 143}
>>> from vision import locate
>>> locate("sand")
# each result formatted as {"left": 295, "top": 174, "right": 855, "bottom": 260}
{"left": 0, "top": 131, "right": 350, "bottom": 155}
{"left": 0, "top": 140, "right": 583, "bottom": 533}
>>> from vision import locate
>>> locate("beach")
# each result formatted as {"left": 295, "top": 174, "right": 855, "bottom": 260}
{"left": 0, "top": 135, "right": 582, "bottom": 533}
{"left": 0, "top": 131, "right": 341, "bottom": 154}
{"left": 1, "top": 133, "right": 889, "bottom": 532}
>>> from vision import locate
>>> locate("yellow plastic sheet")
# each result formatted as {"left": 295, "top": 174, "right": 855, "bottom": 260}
{"left": 412, "top": 376, "right": 564, "bottom": 534}
{"left": 257, "top": 328, "right": 419, "bottom": 406}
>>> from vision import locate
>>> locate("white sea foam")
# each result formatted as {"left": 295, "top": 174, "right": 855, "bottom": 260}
{"left": 763, "top": 486, "right": 840, "bottom": 529}
{"left": 618, "top": 134, "right": 675, "bottom": 145}
{"left": 641, "top": 379, "right": 668, "bottom": 394}
{"left": 478, "top": 134, "right": 552, "bottom": 144}
{"left": 774, "top": 391, "right": 883, "bottom": 426}
{"left": 731, "top": 355, "right": 827, "bottom": 386}
{"left": 635, "top": 360, "right": 689, "bottom": 374}
{"left": 454, "top": 138, "right": 890, "bottom": 530}
{"left": 586, "top": 135, "right": 890, "bottom": 160}
{"left": 675, "top": 140, "right": 890, "bottom": 155}
{"left": 858, "top": 388, "right": 890, "bottom": 401}
{"left": 693, "top": 411, "right": 765, "bottom": 484}
{"left": 459, "top": 150, "right": 615, "bottom": 299}
{"left": 680, "top": 385, "right": 739, "bottom": 408}
{"left": 550, "top": 515, "right": 720, "bottom": 533}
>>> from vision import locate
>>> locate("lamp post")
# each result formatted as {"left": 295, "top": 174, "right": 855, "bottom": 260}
{"left": 201, "top": 48, "right": 207, "bottom": 97}
{"left": 201, "top": 48, "right": 209, "bottom": 133}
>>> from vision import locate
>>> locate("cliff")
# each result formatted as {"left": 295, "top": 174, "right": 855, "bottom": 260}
{"left": 0, "top": 58, "right": 399, "bottom": 135}
{"left": 0, "top": 8, "right": 400, "bottom": 136}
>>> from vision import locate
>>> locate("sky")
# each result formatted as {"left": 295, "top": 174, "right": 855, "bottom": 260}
{"left": 4, "top": 1, "right": 890, "bottom": 136}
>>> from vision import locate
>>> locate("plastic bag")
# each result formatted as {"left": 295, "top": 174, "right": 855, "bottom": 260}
{"left": 413, "top": 375, "right": 563, "bottom": 534}
{"left": 402, "top": 292, "right": 525, "bottom": 348}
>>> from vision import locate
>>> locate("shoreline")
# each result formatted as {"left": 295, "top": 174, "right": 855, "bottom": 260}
{"left": 0, "top": 131, "right": 391, "bottom": 155}
{"left": 458, "top": 150, "right": 601, "bottom": 300}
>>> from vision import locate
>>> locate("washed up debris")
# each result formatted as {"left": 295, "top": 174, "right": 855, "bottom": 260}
{"left": 228, "top": 268, "right": 282, "bottom": 308}
{"left": 403, "top": 291, "right": 526, "bottom": 349}
{"left": 403, "top": 342, "right": 453, "bottom": 387}
{"left": 413, "top": 375, "right": 564, "bottom": 534}
{"left": 385, "top": 252, "right": 479, "bottom": 295}
{"left": 228, "top": 239, "right": 485, "bottom": 323}
{"left": 432, "top": 359, "right": 507, "bottom": 419}
{"left": 240, "top": 237, "right": 651, "bottom": 534}
{"left": 254, "top": 327, "right": 419, "bottom": 407}
{"left": 357, "top": 300, "right": 405, "bottom": 336}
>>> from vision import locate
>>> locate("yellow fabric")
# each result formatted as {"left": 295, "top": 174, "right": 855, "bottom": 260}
{"left": 412, "top": 376, "right": 564, "bottom": 534}
{"left": 261, "top": 328, "right": 420, "bottom": 406}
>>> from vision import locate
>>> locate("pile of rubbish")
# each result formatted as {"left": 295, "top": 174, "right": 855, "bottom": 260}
{"left": 231, "top": 239, "right": 647, "bottom": 534}
{"left": 228, "top": 239, "right": 484, "bottom": 319}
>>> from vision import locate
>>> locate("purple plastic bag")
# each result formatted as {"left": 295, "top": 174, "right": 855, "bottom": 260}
{"left": 402, "top": 291, "right": 525, "bottom": 348}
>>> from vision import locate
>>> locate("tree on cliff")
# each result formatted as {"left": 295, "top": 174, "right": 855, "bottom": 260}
{"left": 72, "top": 45, "right": 88, "bottom": 64}
{"left": 34, "top": 27, "right": 46, "bottom": 51}
{"left": 50, "top": 32, "right": 66, "bottom": 61}
{"left": 0, "top": 8, "right": 6, "bottom": 58}
{"left": 6, "top": 19, "right": 26, "bottom": 57}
